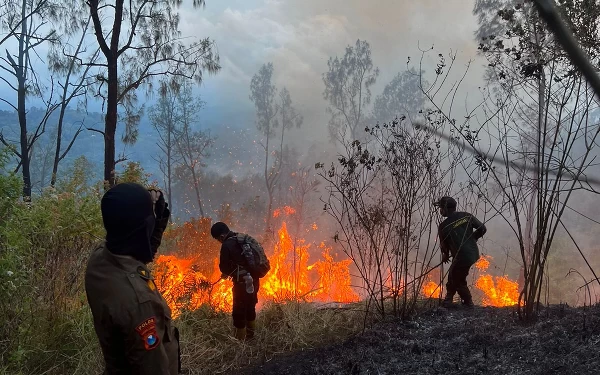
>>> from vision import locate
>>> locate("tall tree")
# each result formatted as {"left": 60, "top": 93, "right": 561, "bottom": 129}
{"left": 0, "top": 0, "right": 50, "bottom": 47}
{"left": 277, "top": 87, "right": 303, "bottom": 165}
{"left": 275, "top": 87, "right": 303, "bottom": 202}
{"left": 250, "top": 62, "right": 279, "bottom": 234}
{"left": 86, "top": 0, "right": 220, "bottom": 187}
{"left": 149, "top": 80, "right": 181, "bottom": 208}
{"left": 29, "top": 127, "right": 56, "bottom": 191}
{"left": 373, "top": 68, "right": 427, "bottom": 124}
{"left": 47, "top": 8, "right": 100, "bottom": 187}
{"left": 174, "top": 83, "right": 213, "bottom": 218}
{"left": 425, "top": 0, "right": 600, "bottom": 320}
{"left": 323, "top": 39, "right": 379, "bottom": 144}
{"left": 473, "top": 0, "right": 521, "bottom": 42}
{"left": 0, "top": 0, "right": 59, "bottom": 199}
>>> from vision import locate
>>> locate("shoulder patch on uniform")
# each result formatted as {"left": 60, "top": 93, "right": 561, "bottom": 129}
{"left": 137, "top": 266, "right": 148, "bottom": 277}
{"left": 135, "top": 317, "right": 160, "bottom": 350}
{"left": 452, "top": 217, "right": 469, "bottom": 228}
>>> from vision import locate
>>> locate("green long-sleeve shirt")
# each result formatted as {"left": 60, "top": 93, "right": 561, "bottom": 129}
{"left": 438, "top": 211, "right": 487, "bottom": 266}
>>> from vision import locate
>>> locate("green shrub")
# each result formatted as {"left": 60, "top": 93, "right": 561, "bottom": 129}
{"left": 0, "top": 154, "right": 366, "bottom": 374}
{"left": 0, "top": 154, "right": 103, "bottom": 373}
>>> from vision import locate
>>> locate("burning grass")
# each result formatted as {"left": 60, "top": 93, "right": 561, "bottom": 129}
{"left": 154, "top": 220, "right": 359, "bottom": 318}
{"left": 420, "top": 255, "right": 520, "bottom": 307}
{"left": 474, "top": 255, "right": 520, "bottom": 307}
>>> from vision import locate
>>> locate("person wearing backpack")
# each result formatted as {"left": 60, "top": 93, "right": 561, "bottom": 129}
{"left": 211, "top": 222, "right": 270, "bottom": 341}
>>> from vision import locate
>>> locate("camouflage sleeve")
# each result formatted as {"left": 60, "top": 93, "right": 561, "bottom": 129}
{"left": 124, "top": 303, "right": 172, "bottom": 375}
{"left": 471, "top": 215, "right": 487, "bottom": 240}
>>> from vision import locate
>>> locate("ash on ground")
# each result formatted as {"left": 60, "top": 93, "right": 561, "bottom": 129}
{"left": 241, "top": 304, "right": 600, "bottom": 375}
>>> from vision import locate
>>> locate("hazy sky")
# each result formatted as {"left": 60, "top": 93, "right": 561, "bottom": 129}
{"left": 176, "top": 0, "right": 486, "bottom": 143}
{"left": 0, "top": 0, "right": 488, "bottom": 167}
{"left": 0, "top": 0, "right": 486, "bottom": 138}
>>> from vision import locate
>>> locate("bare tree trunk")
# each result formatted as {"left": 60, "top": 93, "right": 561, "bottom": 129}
{"left": 90, "top": 0, "right": 124, "bottom": 188}
{"left": 525, "top": 16, "right": 547, "bottom": 319}
{"left": 51, "top": 105, "right": 67, "bottom": 186}
{"left": 277, "top": 109, "right": 286, "bottom": 204}
{"left": 190, "top": 167, "right": 204, "bottom": 217}
{"left": 50, "top": 19, "right": 92, "bottom": 187}
{"left": 167, "top": 131, "right": 172, "bottom": 206}
{"left": 18, "top": 0, "right": 31, "bottom": 199}
{"left": 104, "top": 58, "right": 118, "bottom": 188}
{"left": 265, "top": 129, "right": 273, "bottom": 233}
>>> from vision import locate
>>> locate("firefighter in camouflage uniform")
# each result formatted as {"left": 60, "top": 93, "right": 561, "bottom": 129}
{"left": 435, "top": 196, "right": 487, "bottom": 308}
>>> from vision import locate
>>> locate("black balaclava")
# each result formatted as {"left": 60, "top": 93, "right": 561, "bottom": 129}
{"left": 101, "top": 183, "right": 156, "bottom": 264}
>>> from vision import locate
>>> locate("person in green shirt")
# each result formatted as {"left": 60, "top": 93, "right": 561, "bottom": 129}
{"left": 434, "top": 196, "right": 487, "bottom": 308}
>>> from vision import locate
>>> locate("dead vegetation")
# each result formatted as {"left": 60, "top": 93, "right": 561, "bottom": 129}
{"left": 178, "top": 301, "right": 365, "bottom": 375}
{"left": 241, "top": 304, "right": 600, "bottom": 375}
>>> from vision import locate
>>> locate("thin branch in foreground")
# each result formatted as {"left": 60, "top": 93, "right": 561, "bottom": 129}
{"left": 414, "top": 122, "right": 600, "bottom": 187}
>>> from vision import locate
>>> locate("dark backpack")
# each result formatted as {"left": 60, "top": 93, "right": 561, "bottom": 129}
{"left": 233, "top": 233, "right": 270, "bottom": 278}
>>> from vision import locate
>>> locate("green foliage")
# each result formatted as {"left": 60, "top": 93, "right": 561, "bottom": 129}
{"left": 323, "top": 39, "right": 379, "bottom": 142}
{"left": 58, "top": 156, "right": 99, "bottom": 194}
{"left": 115, "top": 161, "right": 151, "bottom": 186}
{"left": 0, "top": 149, "right": 22, "bottom": 229}
{"left": 0, "top": 161, "right": 103, "bottom": 373}
{"left": 372, "top": 68, "right": 428, "bottom": 123}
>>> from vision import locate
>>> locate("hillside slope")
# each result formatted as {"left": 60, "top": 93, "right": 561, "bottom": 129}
{"left": 241, "top": 305, "right": 600, "bottom": 375}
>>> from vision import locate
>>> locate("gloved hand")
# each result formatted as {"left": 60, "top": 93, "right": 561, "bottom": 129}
{"left": 148, "top": 189, "right": 168, "bottom": 219}
{"left": 148, "top": 188, "right": 171, "bottom": 261}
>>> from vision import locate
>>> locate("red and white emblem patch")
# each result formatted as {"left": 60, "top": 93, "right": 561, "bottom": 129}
{"left": 135, "top": 317, "right": 160, "bottom": 350}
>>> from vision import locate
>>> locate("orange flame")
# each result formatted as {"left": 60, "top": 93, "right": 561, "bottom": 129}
{"left": 154, "top": 220, "right": 359, "bottom": 317}
{"left": 474, "top": 255, "right": 519, "bottom": 307}
{"left": 256, "top": 222, "right": 359, "bottom": 303}
{"left": 475, "top": 255, "right": 490, "bottom": 271}
{"left": 418, "top": 255, "right": 520, "bottom": 306}
{"left": 422, "top": 280, "right": 441, "bottom": 298}
{"left": 273, "top": 206, "right": 296, "bottom": 218}
{"left": 475, "top": 275, "right": 520, "bottom": 307}
{"left": 153, "top": 255, "right": 232, "bottom": 318}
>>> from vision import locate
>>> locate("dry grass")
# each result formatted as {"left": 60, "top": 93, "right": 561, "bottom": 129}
{"left": 1, "top": 300, "right": 367, "bottom": 375}
{"left": 178, "top": 301, "right": 366, "bottom": 374}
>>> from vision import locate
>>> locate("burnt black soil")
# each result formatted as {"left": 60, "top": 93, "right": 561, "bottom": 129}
{"left": 241, "top": 305, "right": 600, "bottom": 375}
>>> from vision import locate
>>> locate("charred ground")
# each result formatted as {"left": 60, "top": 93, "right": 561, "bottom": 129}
{"left": 241, "top": 304, "right": 600, "bottom": 375}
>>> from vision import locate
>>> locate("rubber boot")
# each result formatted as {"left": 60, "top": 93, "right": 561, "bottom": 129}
{"left": 235, "top": 327, "right": 246, "bottom": 341}
{"left": 246, "top": 320, "right": 256, "bottom": 340}
{"left": 457, "top": 286, "right": 474, "bottom": 309}
{"left": 442, "top": 295, "right": 457, "bottom": 308}
{"left": 442, "top": 287, "right": 457, "bottom": 308}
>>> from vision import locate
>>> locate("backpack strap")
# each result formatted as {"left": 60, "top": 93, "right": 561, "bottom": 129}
{"left": 234, "top": 233, "right": 250, "bottom": 245}
{"left": 227, "top": 234, "right": 249, "bottom": 278}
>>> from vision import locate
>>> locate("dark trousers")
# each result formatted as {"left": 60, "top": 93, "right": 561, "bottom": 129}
{"left": 445, "top": 260, "right": 474, "bottom": 303}
{"left": 231, "top": 280, "right": 259, "bottom": 329}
